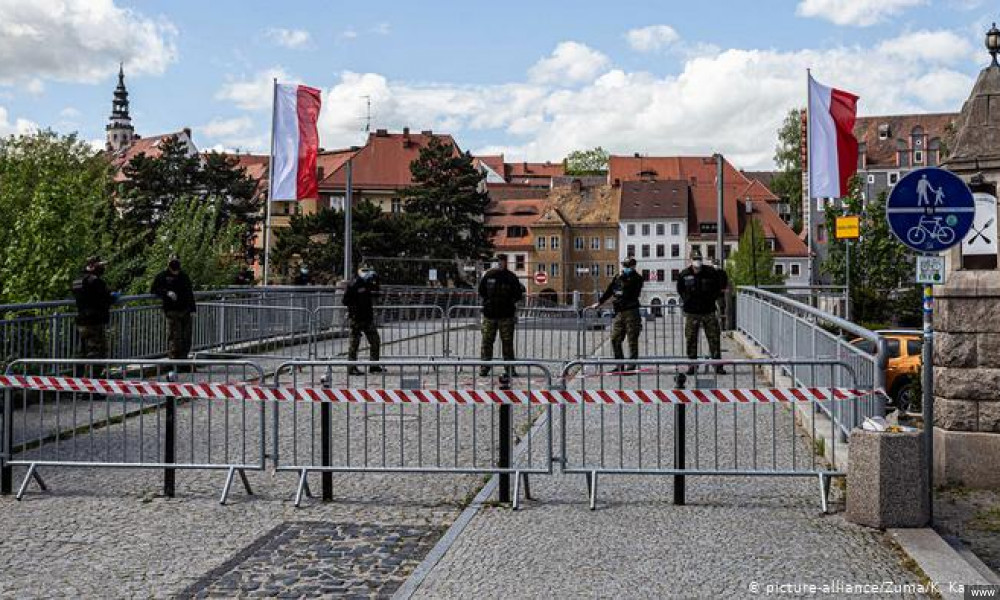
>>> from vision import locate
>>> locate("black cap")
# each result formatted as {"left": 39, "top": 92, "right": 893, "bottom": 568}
{"left": 622, "top": 257, "right": 637, "bottom": 268}
{"left": 85, "top": 256, "right": 106, "bottom": 272}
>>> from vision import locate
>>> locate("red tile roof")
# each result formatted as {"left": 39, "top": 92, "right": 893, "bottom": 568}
{"left": 619, "top": 180, "right": 690, "bottom": 220}
{"left": 111, "top": 131, "right": 193, "bottom": 181}
{"left": 854, "top": 113, "right": 956, "bottom": 169}
{"left": 506, "top": 161, "right": 565, "bottom": 178}
{"left": 320, "top": 130, "right": 460, "bottom": 190}
{"left": 485, "top": 198, "right": 548, "bottom": 250}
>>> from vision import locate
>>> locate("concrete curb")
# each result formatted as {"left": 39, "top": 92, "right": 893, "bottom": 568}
{"left": 889, "top": 528, "right": 993, "bottom": 599}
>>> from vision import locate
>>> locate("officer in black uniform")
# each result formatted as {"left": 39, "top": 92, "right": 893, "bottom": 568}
{"left": 343, "top": 264, "right": 382, "bottom": 375}
{"left": 591, "top": 256, "right": 644, "bottom": 372}
{"left": 151, "top": 255, "right": 197, "bottom": 360}
{"left": 676, "top": 248, "right": 729, "bottom": 374}
{"left": 71, "top": 256, "right": 117, "bottom": 372}
{"left": 478, "top": 255, "right": 525, "bottom": 377}
{"left": 293, "top": 265, "right": 312, "bottom": 286}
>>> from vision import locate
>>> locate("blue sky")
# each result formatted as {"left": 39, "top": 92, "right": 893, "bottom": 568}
{"left": 0, "top": 0, "right": 995, "bottom": 168}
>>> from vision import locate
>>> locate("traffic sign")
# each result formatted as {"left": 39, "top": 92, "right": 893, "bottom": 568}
{"left": 534, "top": 271, "right": 548, "bottom": 285}
{"left": 649, "top": 270, "right": 658, "bottom": 281}
{"left": 966, "top": 192, "right": 998, "bottom": 256}
{"left": 886, "top": 167, "right": 975, "bottom": 253}
{"left": 916, "top": 255, "right": 946, "bottom": 284}
{"left": 835, "top": 215, "right": 860, "bottom": 240}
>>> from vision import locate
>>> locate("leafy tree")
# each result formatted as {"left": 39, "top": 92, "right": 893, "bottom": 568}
{"left": 564, "top": 146, "right": 610, "bottom": 175}
{"left": 725, "top": 220, "right": 785, "bottom": 287}
{"left": 0, "top": 131, "right": 111, "bottom": 303}
{"left": 821, "top": 177, "right": 917, "bottom": 326}
{"left": 401, "top": 136, "right": 492, "bottom": 266}
{"left": 773, "top": 108, "right": 804, "bottom": 233}
{"left": 129, "top": 196, "right": 243, "bottom": 293}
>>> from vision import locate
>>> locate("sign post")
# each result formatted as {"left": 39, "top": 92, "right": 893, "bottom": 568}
{"left": 886, "top": 167, "right": 975, "bottom": 525}
{"left": 834, "top": 215, "right": 860, "bottom": 321}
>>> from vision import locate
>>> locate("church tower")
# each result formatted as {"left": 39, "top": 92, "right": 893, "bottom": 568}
{"left": 106, "top": 63, "right": 136, "bottom": 152}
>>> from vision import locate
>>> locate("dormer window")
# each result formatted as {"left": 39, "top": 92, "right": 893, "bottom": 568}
{"left": 878, "top": 124, "right": 890, "bottom": 140}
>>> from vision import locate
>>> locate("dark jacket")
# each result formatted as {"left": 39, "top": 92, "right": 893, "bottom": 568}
{"left": 151, "top": 269, "right": 197, "bottom": 313}
{"left": 343, "top": 276, "right": 380, "bottom": 321}
{"left": 72, "top": 273, "right": 114, "bottom": 326}
{"left": 676, "top": 266, "right": 728, "bottom": 315}
{"left": 293, "top": 272, "right": 312, "bottom": 286}
{"left": 599, "top": 270, "right": 644, "bottom": 314}
{"left": 478, "top": 268, "right": 524, "bottom": 319}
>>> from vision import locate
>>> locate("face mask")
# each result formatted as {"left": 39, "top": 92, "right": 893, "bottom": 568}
{"left": 359, "top": 270, "right": 375, "bottom": 280}
{"left": 623, "top": 268, "right": 634, "bottom": 275}
{"left": 692, "top": 260, "right": 703, "bottom": 269}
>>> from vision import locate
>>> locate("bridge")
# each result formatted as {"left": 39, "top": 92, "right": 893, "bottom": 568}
{"left": 0, "top": 286, "right": 925, "bottom": 597}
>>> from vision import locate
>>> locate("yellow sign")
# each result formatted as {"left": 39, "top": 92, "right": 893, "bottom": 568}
{"left": 835, "top": 215, "right": 860, "bottom": 240}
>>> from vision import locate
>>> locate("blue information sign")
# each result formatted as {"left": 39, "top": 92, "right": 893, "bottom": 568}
{"left": 886, "top": 167, "right": 975, "bottom": 253}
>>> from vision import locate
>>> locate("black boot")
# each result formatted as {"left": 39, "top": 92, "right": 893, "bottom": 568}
{"left": 347, "top": 366, "right": 364, "bottom": 376}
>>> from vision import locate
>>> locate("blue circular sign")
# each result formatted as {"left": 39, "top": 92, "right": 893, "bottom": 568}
{"left": 886, "top": 167, "right": 975, "bottom": 253}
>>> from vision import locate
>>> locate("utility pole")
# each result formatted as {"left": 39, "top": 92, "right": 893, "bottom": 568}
{"left": 715, "top": 153, "right": 724, "bottom": 266}
{"left": 343, "top": 157, "right": 354, "bottom": 280}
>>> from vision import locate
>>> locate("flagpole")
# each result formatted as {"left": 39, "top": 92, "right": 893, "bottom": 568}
{"left": 805, "top": 68, "right": 814, "bottom": 286}
{"left": 263, "top": 78, "right": 277, "bottom": 286}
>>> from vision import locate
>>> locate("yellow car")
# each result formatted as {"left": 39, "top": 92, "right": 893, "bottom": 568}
{"left": 851, "top": 330, "right": 922, "bottom": 412}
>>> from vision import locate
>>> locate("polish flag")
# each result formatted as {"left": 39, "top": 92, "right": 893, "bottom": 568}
{"left": 807, "top": 74, "right": 859, "bottom": 198}
{"left": 271, "top": 83, "right": 322, "bottom": 200}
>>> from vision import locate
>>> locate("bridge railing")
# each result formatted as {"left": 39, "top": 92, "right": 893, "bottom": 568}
{"left": 735, "top": 287, "right": 887, "bottom": 436}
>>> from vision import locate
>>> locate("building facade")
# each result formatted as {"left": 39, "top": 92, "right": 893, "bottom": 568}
{"left": 618, "top": 180, "right": 689, "bottom": 307}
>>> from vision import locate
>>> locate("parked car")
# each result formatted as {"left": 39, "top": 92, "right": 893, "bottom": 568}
{"left": 850, "top": 330, "right": 922, "bottom": 413}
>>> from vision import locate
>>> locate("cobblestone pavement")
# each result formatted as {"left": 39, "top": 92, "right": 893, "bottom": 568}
{"left": 410, "top": 338, "right": 928, "bottom": 599}
{"left": 178, "top": 521, "right": 442, "bottom": 598}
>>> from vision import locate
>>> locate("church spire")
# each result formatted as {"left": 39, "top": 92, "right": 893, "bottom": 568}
{"left": 106, "top": 62, "right": 135, "bottom": 152}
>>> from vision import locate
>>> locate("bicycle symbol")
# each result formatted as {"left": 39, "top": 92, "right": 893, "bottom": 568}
{"left": 906, "top": 215, "right": 955, "bottom": 246}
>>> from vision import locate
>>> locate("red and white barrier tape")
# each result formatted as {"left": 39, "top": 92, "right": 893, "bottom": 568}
{"left": 0, "top": 374, "right": 870, "bottom": 405}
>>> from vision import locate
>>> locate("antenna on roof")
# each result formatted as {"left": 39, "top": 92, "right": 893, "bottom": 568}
{"left": 361, "top": 95, "right": 372, "bottom": 132}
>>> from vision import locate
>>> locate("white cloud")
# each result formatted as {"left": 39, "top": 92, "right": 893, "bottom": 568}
{"left": 25, "top": 78, "right": 44, "bottom": 95}
{"left": 59, "top": 106, "right": 81, "bottom": 119}
{"left": 796, "top": 0, "right": 925, "bottom": 27}
{"left": 626, "top": 25, "right": 680, "bottom": 53}
{"left": 215, "top": 67, "right": 293, "bottom": 111}
{"left": 200, "top": 116, "right": 254, "bottom": 138}
{"left": 265, "top": 27, "right": 311, "bottom": 49}
{"left": 528, "top": 42, "right": 611, "bottom": 85}
{"left": 0, "top": 0, "right": 177, "bottom": 84}
{"left": 0, "top": 105, "right": 37, "bottom": 136}
{"left": 877, "top": 30, "right": 975, "bottom": 64}
{"left": 371, "top": 22, "right": 390, "bottom": 35}
{"left": 341, "top": 29, "right": 358, "bottom": 40}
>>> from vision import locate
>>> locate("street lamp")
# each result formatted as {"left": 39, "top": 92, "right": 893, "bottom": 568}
{"left": 745, "top": 199, "right": 758, "bottom": 287}
{"left": 988, "top": 22, "right": 1000, "bottom": 66}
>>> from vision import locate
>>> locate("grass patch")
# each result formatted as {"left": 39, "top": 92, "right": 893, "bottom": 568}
{"left": 814, "top": 437, "right": 826, "bottom": 457}
{"left": 969, "top": 506, "right": 1000, "bottom": 533}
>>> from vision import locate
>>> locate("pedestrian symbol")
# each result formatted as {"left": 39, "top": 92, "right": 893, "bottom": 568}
{"left": 886, "top": 168, "right": 975, "bottom": 253}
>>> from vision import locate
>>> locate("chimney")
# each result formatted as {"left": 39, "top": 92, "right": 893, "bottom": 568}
{"left": 421, "top": 129, "right": 432, "bottom": 136}
{"left": 403, "top": 127, "right": 410, "bottom": 136}
{"left": 613, "top": 178, "right": 621, "bottom": 187}
{"left": 690, "top": 176, "right": 698, "bottom": 186}
{"left": 183, "top": 127, "right": 192, "bottom": 139}
{"left": 375, "top": 128, "right": 389, "bottom": 137}
{"left": 634, "top": 152, "right": 641, "bottom": 158}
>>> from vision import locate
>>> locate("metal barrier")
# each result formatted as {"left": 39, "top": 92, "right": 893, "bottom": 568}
{"left": 736, "top": 287, "right": 886, "bottom": 436}
{"left": 311, "top": 305, "right": 448, "bottom": 359}
{"left": 578, "top": 304, "right": 692, "bottom": 360}
{"left": 1, "top": 359, "right": 266, "bottom": 504}
{"left": 558, "top": 358, "right": 868, "bottom": 511}
{"left": 446, "top": 306, "right": 583, "bottom": 363}
{"left": 194, "top": 303, "right": 314, "bottom": 359}
{"left": 269, "top": 360, "right": 554, "bottom": 509}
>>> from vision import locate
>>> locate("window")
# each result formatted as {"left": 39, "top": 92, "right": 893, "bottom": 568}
{"left": 707, "top": 245, "right": 716, "bottom": 259}
{"left": 515, "top": 255, "right": 525, "bottom": 271}
{"left": 878, "top": 123, "right": 890, "bottom": 140}
{"left": 537, "top": 237, "right": 546, "bottom": 250}
{"left": 724, "top": 244, "right": 733, "bottom": 259}
{"left": 627, "top": 224, "right": 636, "bottom": 236}
{"left": 867, "top": 174, "right": 875, "bottom": 184}
{"left": 816, "top": 225, "right": 825, "bottom": 243}
{"left": 605, "top": 237, "right": 616, "bottom": 250}
{"left": 671, "top": 269, "right": 680, "bottom": 281}
{"left": 626, "top": 244, "right": 636, "bottom": 257}
{"left": 591, "top": 263, "right": 600, "bottom": 276}
{"left": 906, "top": 340, "right": 923, "bottom": 356}
{"left": 575, "top": 236, "right": 584, "bottom": 250}
{"left": 656, "top": 223, "right": 665, "bottom": 236}
{"left": 550, "top": 263, "right": 559, "bottom": 278}
{"left": 700, "top": 223, "right": 718, "bottom": 234}
{"left": 888, "top": 172, "right": 900, "bottom": 186}
{"left": 550, "top": 236, "right": 560, "bottom": 249}
{"left": 591, "top": 237, "right": 600, "bottom": 250}
{"left": 642, "top": 269, "right": 651, "bottom": 281}
{"left": 656, "top": 269, "right": 665, "bottom": 282}
{"left": 670, "top": 223, "right": 680, "bottom": 236}
{"left": 914, "top": 150, "right": 923, "bottom": 164}
{"left": 641, "top": 224, "right": 651, "bottom": 236}
{"left": 391, "top": 198, "right": 402, "bottom": 213}
{"left": 775, "top": 264, "right": 784, "bottom": 276}
{"left": 886, "top": 339, "right": 901, "bottom": 359}
{"left": 790, "top": 263, "right": 801, "bottom": 276}
{"left": 641, "top": 244, "right": 650, "bottom": 258}
{"left": 671, "top": 244, "right": 680, "bottom": 258}
{"left": 606, "top": 264, "right": 615, "bottom": 277}
{"left": 507, "top": 225, "right": 527, "bottom": 238}
{"left": 656, "top": 244, "right": 665, "bottom": 258}
{"left": 537, "top": 263, "right": 546, "bottom": 273}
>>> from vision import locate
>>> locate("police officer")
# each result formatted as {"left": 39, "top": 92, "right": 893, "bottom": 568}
{"left": 72, "top": 256, "right": 117, "bottom": 362}
{"left": 293, "top": 265, "right": 312, "bottom": 286}
{"left": 343, "top": 264, "right": 382, "bottom": 375}
{"left": 151, "top": 255, "right": 197, "bottom": 360}
{"left": 676, "top": 249, "right": 729, "bottom": 374}
{"left": 590, "top": 256, "right": 644, "bottom": 373}
{"left": 478, "top": 255, "right": 525, "bottom": 377}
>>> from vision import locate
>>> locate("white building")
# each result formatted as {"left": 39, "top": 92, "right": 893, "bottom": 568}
{"left": 618, "top": 180, "right": 690, "bottom": 309}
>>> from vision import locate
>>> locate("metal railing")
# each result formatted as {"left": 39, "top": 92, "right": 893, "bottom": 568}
{"left": 755, "top": 285, "right": 849, "bottom": 319}
{"left": 735, "top": 287, "right": 886, "bottom": 436}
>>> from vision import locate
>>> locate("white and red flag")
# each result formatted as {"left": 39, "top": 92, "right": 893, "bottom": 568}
{"left": 807, "top": 74, "right": 859, "bottom": 198}
{"left": 270, "top": 83, "right": 322, "bottom": 200}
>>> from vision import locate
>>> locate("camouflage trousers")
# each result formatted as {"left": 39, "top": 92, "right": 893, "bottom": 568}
{"left": 165, "top": 311, "right": 193, "bottom": 360}
{"left": 348, "top": 318, "right": 381, "bottom": 361}
{"left": 77, "top": 324, "right": 108, "bottom": 359}
{"left": 481, "top": 317, "right": 516, "bottom": 362}
{"left": 610, "top": 308, "right": 642, "bottom": 362}
{"left": 685, "top": 312, "right": 722, "bottom": 360}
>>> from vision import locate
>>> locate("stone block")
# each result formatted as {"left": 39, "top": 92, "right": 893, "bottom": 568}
{"left": 936, "top": 297, "right": 1000, "bottom": 333}
{"left": 977, "top": 270, "right": 1000, "bottom": 296}
{"left": 846, "top": 430, "right": 929, "bottom": 528}
{"left": 934, "top": 366, "right": 1000, "bottom": 402}
{"left": 980, "top": 401, "right": 1000, "bottom": 433}
{"left": 933, "top": 397, "right": 979, "bottom": 431}
{"left": 934, "top": 332, "right": 977, "bottom": 368}
{"left": 934, "top": 427, "right": 1000, "bottom": 489}
{"left": 979, "top": 334, "right": 1000, "bottom": 368}
{"left": 936, "top": 270, "right": 980, "bottom": 298}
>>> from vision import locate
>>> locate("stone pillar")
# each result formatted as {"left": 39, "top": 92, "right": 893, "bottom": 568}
{"left": 934, "top": 270, "right": 1000, "bottom": 488}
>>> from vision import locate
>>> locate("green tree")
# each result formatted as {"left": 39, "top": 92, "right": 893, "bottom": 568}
{"left": 0, "top": 131, "right": 111, "bottom": 303}
{"left": 401, "top": 136, "right": 492, "bottom": 264}
{"left": 725, "top": 220, "right": 786, "bottom": 287}
{"left": 564, "top": 146, "right": 610, "bottom": 175}
{"left": 773, "top": 108, "right": 804, "bottom": 233}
